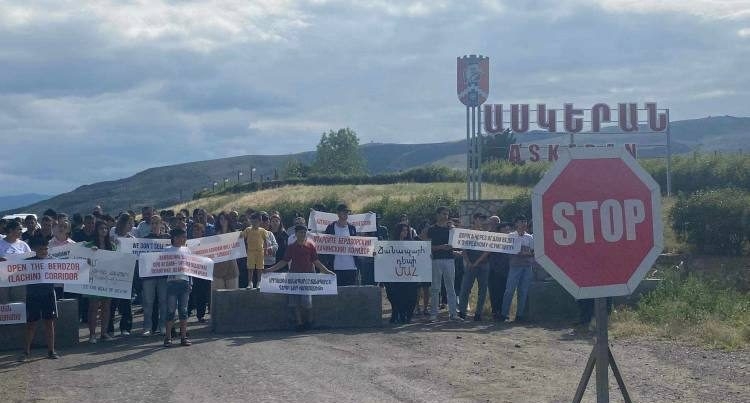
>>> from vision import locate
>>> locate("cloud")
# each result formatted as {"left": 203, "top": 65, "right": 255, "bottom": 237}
{"left": 0, "top": 1, "right": 747, "bottom": 195}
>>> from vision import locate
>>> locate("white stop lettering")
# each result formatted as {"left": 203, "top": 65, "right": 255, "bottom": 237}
{"left": 552, "top": 199, "right": 645, "bottom": 245}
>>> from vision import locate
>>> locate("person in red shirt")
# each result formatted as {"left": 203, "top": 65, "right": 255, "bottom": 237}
{"left": 266, "top": 225, "right": 335, "bottom": 331}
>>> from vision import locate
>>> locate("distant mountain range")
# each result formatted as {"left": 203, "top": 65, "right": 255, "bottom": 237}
{"left": 4, "top": 116, "right": 748, "bottom": 216}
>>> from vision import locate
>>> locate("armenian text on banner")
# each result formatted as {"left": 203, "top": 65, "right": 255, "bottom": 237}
{"left": 138, "top": 251, "right": 214, "bottom": 281}
{"left": 260, "top": 272, "right": 337, "bottom": 295}
{"left": 0, "top": 303, "right": 26, "bottom": 325}
{"left": 448, "top": 228, "right": 521, "bottom": 254}
{"left": 307, "top": 234, "right": 376, "bottom": 257}
{"left": 64, "top": 246, "right": 137, "bottom": 299}
{"left": 307, "top": 210, "right": 377, "bottom": 233}
{"left": 374, "top": 241, "right": 432, "bottom": 282}
{"left": 186, "top": 232, "right": 246, "bottom": 263}
{"left": 116, "top": 238, "right": 173, "bottom": 256}
{"left": 0, "top": 259, "right": 90, "bottom": 287}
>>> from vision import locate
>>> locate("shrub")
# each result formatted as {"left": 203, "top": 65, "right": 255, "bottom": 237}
{"left": 362, "top": 191, "right": 460, "bottom": 237}
{"left": 496, "top": 192, "right": 532, "bottom": 224}
{"left": 669, "top": 188, "right": 750, "bottom": 255}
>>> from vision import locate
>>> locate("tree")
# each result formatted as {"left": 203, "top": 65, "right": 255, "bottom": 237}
{"left": 282, "top": 159, "right": 310, "bottom": 179}
{"left": 311, "top": 128, "right": 366, "bottom": 175}
{"left": 482, "top": 128, "right": 517, "bottom": 163}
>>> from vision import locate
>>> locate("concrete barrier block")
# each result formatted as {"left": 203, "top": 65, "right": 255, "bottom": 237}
{"left": 0, "top": 299, "right": 79, "bottom": 351}
{"left": 212, "top": 286, "right": 382, "bottom": 333}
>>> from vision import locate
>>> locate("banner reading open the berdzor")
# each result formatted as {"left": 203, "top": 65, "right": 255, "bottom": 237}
{"left": 138, "top": 251, "right": 214, "bottom": 281}
{"left": 0, "top": 259, "right": 90, "bottom": 287}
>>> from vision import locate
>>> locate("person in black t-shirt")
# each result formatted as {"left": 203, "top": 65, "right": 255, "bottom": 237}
{"left": 424, "top": 206, "right": 461, "bottom": 322}
{"left": 19, "top": 236, "right": 60, "bottom": 361}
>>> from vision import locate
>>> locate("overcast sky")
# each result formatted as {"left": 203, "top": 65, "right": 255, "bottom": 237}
{"left": 1, "top": 0, "right": 748, "bottom": 195}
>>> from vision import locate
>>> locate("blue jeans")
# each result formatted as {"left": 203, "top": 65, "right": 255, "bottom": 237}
{"left": 459, "top": 263, "right": 489, "bottom": 316}
{"left": 431, "top": 259, "right": 457, "bottom": 317}
{"left": 501, "top": 266, "right": 533, "bottom": 318}
{"left": 142, "top": 278, "right": 167, "bottom": 332}
{"left": 167, "top": 281, "right": 191, "bottom": 322}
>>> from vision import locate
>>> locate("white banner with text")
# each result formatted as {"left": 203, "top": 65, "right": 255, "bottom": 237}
{"left": 374, "top": 241, "right": 432, "bottom": 282}
{"left": 449, "top": 228, "right": 521, "bottom": 254}
{"left": 186, "top": 232, "right": 247, "bottom": 263}
{"left": 0, "top": 259, "right": 90, "bottom": 287}
{"left": 138, "top": 251, "right": 214, "bottom": 281}
{"left": 307, "top": 210, "right": 377, "bottom": 233}
{"left": 260, "top": 272, "right": 338, "bottom": 295}
{"left": 0, "top": 303, "right": 26, "bottom": 325}
{"left": 64, "top": 246, "right": 137, "bottom": 299}
{"left": 117, "top": 238, "right": 173, "bottom": 256}
{"left": 308, "top": 234, "right": 377, "bottom": 257}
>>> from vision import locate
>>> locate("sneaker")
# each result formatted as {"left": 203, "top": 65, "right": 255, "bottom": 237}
{"left": 449, "top": 315, "right": 464, "bottom": 322}
{"left": 458, "top": 312, "right": 467, "bottom": 320}
{"left": 88, "top": 336, "right": 98, "bottom": 344}
{"left": 180, "top": 338, "right": 192, "bottom": 347}
{"left": 163, "top": 338, "right": 172, "bottom": 348}
{"left": 142, "top": 330, "right": 152, "bottom": 337}
{"left": 18, "top": 352, "right": 30, "bottom": 362}
{"left": 121, "top": 330, "right": 131, "bottom": 337}
{"left": 47, "top": 351, "right": 60, "bottom": 359}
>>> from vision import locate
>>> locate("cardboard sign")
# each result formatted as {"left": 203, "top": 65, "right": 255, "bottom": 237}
{"left": 374, "top": 241, "right": 432, "bottom": 282}
{"left": 307, "top": 210, "right": 377, "bottom": 233}
{"left": 138, "top": 251, "right": 214, "bottom": 281}
{"left": 0, "top": 302, "right": 26, "bottom": 325}
{"left": 449, "top": 228, "right": 521, "bottom": 254}
{"left": 260, "top": 272, "right": 337, "bottom": 295}
{"left": 0, "top": 259, "right": 90, "bottom": 287}
{"left": 186, "top": 232, "right": 247, "bottom": 263}
{"left": 64, "top": 246, "right": 137, "bottom": 299}
{"left": 116, "top": 238, "right": 173, "bottom": 256}
{"left": 308, "top": 234, "right": 376, "bottom": 257}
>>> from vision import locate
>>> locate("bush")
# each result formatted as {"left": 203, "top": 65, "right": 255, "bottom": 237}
{"left": 641, "top": 153, "right": 750, "bottom": 195}
{"left": 482, "top": 160, "right": 548, "bottom": 187}
{"left": 362, "top": 192, "right": 460, "bottom": 237}
{"left": 669, "top": 188, "right": 750, "bottom": 255}
{"left": 496, "top": 192, "right": 532, "bottom": 224}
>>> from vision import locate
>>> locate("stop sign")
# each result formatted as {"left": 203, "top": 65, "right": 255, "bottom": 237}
{"left": 531, "top": 147, "right": 663, "bottom": 299}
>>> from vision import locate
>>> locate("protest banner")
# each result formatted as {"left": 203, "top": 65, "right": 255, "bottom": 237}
{"left": 260, "top": 272, "right": 337, "bottom": 295}
{"left": 186, "top": 232, "right": 247, "bottom": 263}
{"left": 138, "top": 251, "right": 214, "bottom": 281}
{"left": 374, "top": 241, "right": 432, "bottom": 282}
{"left": 116, "top": 237, "right": 173, "bottom": 256}
{"left": 0, "top": 259, "right": 90, "bottom": 287}
{"left": 449, "top": 228, "right": 522, "bottom": 254}
{"left": 308, "top": 233, "right": 376, "bottom": 257}
{"left": 0, "top": 302, "right": 26, "bottom": 325}
{"left": 307, "top": 210, "right": 377, "bottom": 233}
{"left": 64, "top": 246, "right": 137, "bottom": 299}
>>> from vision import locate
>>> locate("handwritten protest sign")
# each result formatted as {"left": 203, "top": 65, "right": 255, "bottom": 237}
{"left": 138, "top": 251, "right": 214, "bottom": 281}
{"left": 449, "top": 228, "right": 521, "bottom": 254}
{"left": 374, "top": 241, "right": 432, "bottom": 282}
{"left": 116, "top": 238, "right": 173, "bottom": 256}
{"left": 64, "top": 246, "right": 137, "bottom": 299}
{"left": 186, "top": 232, "right": 246, "bottom": 263}
{"left": 260, "top": 272, "right": 337, "bottom": 295}
{"left": 308, "top": 234, "right": 376, "bottom": 257}
{"left": 0, "top": 303, "right": 26, "bottom": 325}
{"left": 0, "top": 259, "right": 90, "bottom": 287}
{"left": 307, "top": 210, "right": 377, "bottom": 233}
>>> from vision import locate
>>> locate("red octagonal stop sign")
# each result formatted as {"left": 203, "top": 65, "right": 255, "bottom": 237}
{"left": 532, "top": 148, "right": 663, "bottom": 299}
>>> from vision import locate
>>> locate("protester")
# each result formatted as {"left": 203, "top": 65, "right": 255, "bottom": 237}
{"left": 458, "top": 213, "right": 491, "bottom": 321}
{"left": 260, "top": 211, "right": 280, "bottom": 278}
{"left": 269, "top": 213, "right": 288, "bottom": 267}
{"left": 190, "top": 222, "right": 214, "bottom": 323}
{"left": 21, "top": 215, "right": 39, "bottom": 242}
{"left": 488, "top": 221, "right": 512, "bottom": 321}
{"left": 72, "top": 214, "right": 96, "bottom": 242}
{"left": 38, "top": 216, "right": 55, "bottom": 242}
{"left": 136, "top": 206, "right": 155, "bottom": 237}
{"left": 19, "top": 236, "right": 59, "bottom": 361}
{"left": 163, "top": 228, "right": 193, "bottom": 347}
{"left": 500, "top": 215, "right": 535, "bottom": 323}
{"left": 107, "top": 214, "right": 135, "bottom": 336}
{"left": 83, "top": 221, "right": 115, "bottom": 343}
{"left": 242, "top": 212, "right": 270, "bottom": 289}
{"left": 323, "top": 204, "right": 359, "bottom": 286}
{"left": 0, "top": 220, "right": 32, "bottom": 304}
{"left": 265, "top": 225, "right": 336, "bottom": 332}
{"left": 425, "top": 206, "right": 460, "bottom": 322}
{"left": 384, "top": 223, "right": 419, "bottom": 324}
{"left": 49, "top": 220, "right": 76, "bottom": 298}
{"left": 142, "top": 215, "right": 169, "bottom": 336}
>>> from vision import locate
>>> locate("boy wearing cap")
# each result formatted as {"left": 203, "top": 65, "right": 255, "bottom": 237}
{"left": 323, "top": 203, "right": 359, "bottom": 286}
{"left": 20, "top": 236, "right": 60, "bottom": 361}
{"left": 266, "top": 225, "right": 335, "bottom": 331}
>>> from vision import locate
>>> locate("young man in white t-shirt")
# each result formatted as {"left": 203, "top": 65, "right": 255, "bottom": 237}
{"left": 323, "top": 204, "right": 359, "bottom": 286}
{"left": 0, "top": 220, "right": 32, "bottom": 303}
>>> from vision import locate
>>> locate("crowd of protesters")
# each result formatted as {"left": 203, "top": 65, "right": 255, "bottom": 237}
{"left": 0, "top": 202, "right": 546, "bottom": 361}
